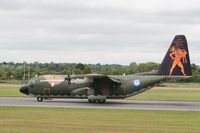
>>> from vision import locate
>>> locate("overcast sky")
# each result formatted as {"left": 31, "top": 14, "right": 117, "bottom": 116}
{"left": 0, "top": 0, "right": 199, "bottom": 65}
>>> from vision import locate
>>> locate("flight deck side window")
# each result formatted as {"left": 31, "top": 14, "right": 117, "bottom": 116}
{"left": 32, "top": 80, "right": 35, "bottom": 84}
{"left": 30, "top": 84, "right": 34, "bottom": 88}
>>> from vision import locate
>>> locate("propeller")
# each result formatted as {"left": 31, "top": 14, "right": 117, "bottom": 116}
{"left": 65, "top": 73, "right": 71, "bottom": 84}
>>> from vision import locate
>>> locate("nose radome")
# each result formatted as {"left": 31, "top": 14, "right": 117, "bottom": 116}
{"left": 20, "top": 85, "right": 29, "bottom": 95}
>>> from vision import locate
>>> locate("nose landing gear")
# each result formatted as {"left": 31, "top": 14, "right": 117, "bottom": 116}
{"left": 37, "top": 97, "right": 43, "bottom": 102}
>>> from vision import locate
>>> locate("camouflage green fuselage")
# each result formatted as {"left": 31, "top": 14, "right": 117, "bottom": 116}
{"left": 27, "top": 74, "right": 166, "bottom": 99}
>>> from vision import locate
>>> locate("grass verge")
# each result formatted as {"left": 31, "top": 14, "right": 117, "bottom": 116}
{"left": 0, "top": 106, "right": 200, "bottom": 133}
{"left": 128, "top": 83, "right": 200, "bottom": 101}
{"left": 0, "top": 84, "right": 26, "bottom": 97}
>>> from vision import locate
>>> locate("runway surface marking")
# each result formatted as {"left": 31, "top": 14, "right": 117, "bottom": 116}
{"left": 0, "top": 97, "right": 200, "bottom": 111}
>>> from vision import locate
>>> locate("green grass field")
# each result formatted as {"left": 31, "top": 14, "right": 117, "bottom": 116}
{"left": 128, "top": 83, "right": 200, "bottom": 101}
{"left": 0, "top": 84, "right": 26, "bottom": 97}
{"left": 0, "top": 106, "right": 200, "bottom": 133}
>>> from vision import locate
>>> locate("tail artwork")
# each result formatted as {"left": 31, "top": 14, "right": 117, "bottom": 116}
{"left": 158, "top": 35, "right": 192, "bottom": 76}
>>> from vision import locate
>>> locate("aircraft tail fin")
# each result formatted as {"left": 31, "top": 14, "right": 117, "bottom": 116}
{"left": 157, "top": 35, "right": 192, "bottom": 76}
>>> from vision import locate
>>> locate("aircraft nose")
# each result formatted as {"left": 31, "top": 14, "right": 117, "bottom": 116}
{"left": 20, "top": 85, "right": 29, "bottom": 95}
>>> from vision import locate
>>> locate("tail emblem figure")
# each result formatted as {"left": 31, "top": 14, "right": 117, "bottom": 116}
{"left": 157, "top": 35, "right": 192, "bottom": 76}
{"left": 169, "top": 47, "right": 188, "bottom": 76}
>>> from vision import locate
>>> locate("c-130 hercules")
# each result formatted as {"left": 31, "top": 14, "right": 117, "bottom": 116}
{"left": 20, "top": 35, "right": 192, "bottom": 103}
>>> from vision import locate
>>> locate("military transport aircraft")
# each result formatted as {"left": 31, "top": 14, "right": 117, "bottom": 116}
{"left": 20, "top": 35, "right": 192, "bottom": 103}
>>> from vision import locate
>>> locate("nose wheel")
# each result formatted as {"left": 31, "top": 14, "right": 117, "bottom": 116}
{"left": 37, "top": 97, "right": 43, "bottom": 102}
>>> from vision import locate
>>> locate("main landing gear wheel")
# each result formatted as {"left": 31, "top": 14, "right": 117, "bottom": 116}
{"left": 88, "top": 99, "right": 106, "bottom": 103}
{"left": 37, "top": 97, "right": 43, "bottom": 102}
{"left": 88, "top": 99, "right": 96, "bottom": 103}
{"left": 97, "top": 99, "right": 106, "bottom": 103}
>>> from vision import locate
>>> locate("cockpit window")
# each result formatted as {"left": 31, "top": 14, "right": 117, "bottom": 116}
{"left": 32, "top": 80, "right": 35, "bottom": 83}
{"left": 29, "top": 78, "right": 36, "bottom": 88}
{"left": 28, "top": 78, "right": 36, "bottom": 84}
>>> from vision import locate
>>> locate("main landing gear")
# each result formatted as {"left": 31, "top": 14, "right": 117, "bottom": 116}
{"left": 88, "top": 99, "right": 106, "bottom": 103}
{"left": 88, "top": 95, "right": 106, "bottom": 103}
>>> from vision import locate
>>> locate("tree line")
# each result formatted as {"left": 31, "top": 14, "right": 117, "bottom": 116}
{"left": 0, "top": 61, "right": 199, "bottom": 82}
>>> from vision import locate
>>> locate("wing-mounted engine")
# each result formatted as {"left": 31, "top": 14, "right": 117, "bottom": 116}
{"left": 64, "top": 74, "right": 92, "bottom": 95}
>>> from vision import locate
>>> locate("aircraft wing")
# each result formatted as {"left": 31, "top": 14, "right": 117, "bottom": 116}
{"left": 86, "top": 74, "right": 121, "bottom": 84}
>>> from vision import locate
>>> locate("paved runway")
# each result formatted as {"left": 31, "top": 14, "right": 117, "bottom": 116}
{"left": 0, "top": 97, "right": 200, "bottom": 111}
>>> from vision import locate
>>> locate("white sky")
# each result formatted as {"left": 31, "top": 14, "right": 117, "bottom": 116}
{"left": 0, "top": 0, "right": 199, "bottom": 65}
